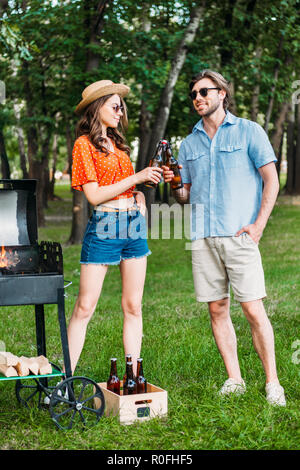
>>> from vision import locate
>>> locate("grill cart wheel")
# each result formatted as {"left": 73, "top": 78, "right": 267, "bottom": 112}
{"left": 15, "top": 363, "right": 65, "bottom": 408}
{"left": 49, "top": 376, "right": 105, "bottom": 430}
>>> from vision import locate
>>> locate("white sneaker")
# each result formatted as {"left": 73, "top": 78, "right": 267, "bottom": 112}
{"left": 43, "top": 382, "right": 68, "bottom": 405}
{"left": 218, "top": 378, "right": 246, "bottom": 396}
{"left": 265, "top": 382, "right": 286, "bottom": 406}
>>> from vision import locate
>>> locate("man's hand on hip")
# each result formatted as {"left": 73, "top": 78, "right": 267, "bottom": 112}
{"left": 235, "top": 223, "right": 264, "bottom": 244}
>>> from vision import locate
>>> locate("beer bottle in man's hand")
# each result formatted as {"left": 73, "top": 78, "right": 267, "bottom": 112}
{"left": 123, "top": 361, "right": 137, "bottom": 395}
{"left": 136, "top": 358, "right": 147, "bottom": 394}
{"left": 145, "top": 140, "right": 167, "bottom": 188}
{"left": 107, "top": 358, "right": 120, "bottom": 395}
{"left": 165, "top": 142, "right": 183, "bottom": 190}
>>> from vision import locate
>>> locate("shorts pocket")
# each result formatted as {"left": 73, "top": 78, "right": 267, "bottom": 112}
{"left": 244, "top": 233, "right": 258, "bottom": 246}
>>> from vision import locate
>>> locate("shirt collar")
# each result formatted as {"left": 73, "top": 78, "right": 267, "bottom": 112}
{"left": 192, "top": 111, "right": 238, "bottom": 134}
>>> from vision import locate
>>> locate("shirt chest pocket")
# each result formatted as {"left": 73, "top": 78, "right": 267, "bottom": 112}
{"left": 186, "top": 151, "right": 209, "bottom": 175}
{"left": 216, "top": 145, "right": 244, "bottom": 169}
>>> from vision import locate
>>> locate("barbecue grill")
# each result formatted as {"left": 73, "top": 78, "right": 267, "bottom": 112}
{"left": 0, "top": 179, "right": 105, "bottom": 430}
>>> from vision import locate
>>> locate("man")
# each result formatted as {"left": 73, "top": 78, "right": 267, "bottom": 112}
{"left": 163, "top": 69, "right": 285, "bottom": 406}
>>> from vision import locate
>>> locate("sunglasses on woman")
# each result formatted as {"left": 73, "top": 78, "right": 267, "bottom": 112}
{"left": 111, "top": 104, "right": 124, "bottom": 113}
{"left": 189, "top": 87, "right": 221, "bottom": 100}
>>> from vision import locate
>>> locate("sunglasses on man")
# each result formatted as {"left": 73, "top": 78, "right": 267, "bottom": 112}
{"left": 189, "top": 87, "right": 221, "bottom": 100}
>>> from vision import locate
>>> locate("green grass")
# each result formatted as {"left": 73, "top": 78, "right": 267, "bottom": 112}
{"left": 0, "top": 184, "right": 299, "bottom": 450}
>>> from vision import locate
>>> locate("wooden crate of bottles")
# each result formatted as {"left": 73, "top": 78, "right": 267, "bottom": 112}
{"left": 94, "top": 380, "right": 168, "bottom": 425}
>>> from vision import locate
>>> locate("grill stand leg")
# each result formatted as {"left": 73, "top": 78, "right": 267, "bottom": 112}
{"left": 35, "top": 304, "right": 48, "bottom": 389}
{"left": 35, "top": 304, "right": 46, "bottom": 357}
{"left": 57, "top": 288, "right": 72, "bottom": 379}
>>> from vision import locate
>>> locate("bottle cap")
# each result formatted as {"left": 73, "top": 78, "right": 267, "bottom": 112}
{"left": 110, "top": 357, "right": 117, "bottom": 361}
{"left": 137, "top": 358, "right": 143, "bottom": 361}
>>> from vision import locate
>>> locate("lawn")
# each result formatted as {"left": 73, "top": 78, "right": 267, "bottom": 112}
{"left": 0, "top": 184, "right": 299, "bottom": 450}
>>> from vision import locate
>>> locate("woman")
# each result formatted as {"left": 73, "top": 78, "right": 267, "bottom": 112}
{"left": 68, "top": 80, "right": 161, "bottom": 375}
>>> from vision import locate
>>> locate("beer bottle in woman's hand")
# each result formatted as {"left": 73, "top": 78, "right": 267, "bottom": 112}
{"left": 145, "top": 140, "right": 166, "bottom": 188}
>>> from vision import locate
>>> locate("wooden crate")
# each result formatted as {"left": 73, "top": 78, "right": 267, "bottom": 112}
{"left": 94, "top": 381, "right": 168, "bottom": 425}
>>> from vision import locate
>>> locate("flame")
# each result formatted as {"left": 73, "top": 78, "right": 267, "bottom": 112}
{"left": 0, "top": 245, "right": 20, "bottom": 269}
{"left": 0, "top": 245, "right": 7, "bottom": 267}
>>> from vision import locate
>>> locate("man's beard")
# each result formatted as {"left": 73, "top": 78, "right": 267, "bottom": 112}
{"left": 199, "top": 99, "right": 221, "bottom": 117}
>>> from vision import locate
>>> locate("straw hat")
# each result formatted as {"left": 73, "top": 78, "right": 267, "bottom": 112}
{"left": 75, "top": 80, "right": 130, "bottom": 115}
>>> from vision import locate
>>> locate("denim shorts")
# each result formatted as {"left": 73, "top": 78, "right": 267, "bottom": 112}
{"left": 80, "top": 209, "right": 151, "bottom": 265}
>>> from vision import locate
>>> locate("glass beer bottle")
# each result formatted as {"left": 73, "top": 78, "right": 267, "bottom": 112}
{"left": 123, "top": 354, "right": 134, "bottom": 383}
{"left": 165, "top": 142, "right": 183, "bottom": 190}
{"left": 107, "top": 358, "right": 120, "bottom": 395}
{"left": 144, "top": 140, "right": 166, "bottom": 188}
{"left": 136, "top": 358, "right": 147, "bottom": 394}
{"left": 123, "top": 361, "right": 137, "bottom": 395}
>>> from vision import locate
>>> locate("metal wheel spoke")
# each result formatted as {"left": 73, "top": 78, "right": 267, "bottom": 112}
{"left": 52, "top": 405, "right": 75, "bottom": 419}
{"left": 68, "top": 409, "right": 77, "bottom": 428}
{"left": 81, "top": 391, "right": 99, "bottom": 405}
{"left": 77, "top": 380, "right": 89, "bottom": 402}
{"left": 53, "top": 395, "right": 73, "bottom": 406}
{"left": 24, "top": 388, "right": 39, "bottom": 403}
{"left": 20, "top": 384, "right": 37, "bottom": 390}
{"left": 78, "top": 409, "right": 86, "bottom": 424}
{"left": 82, "top": 405, "right": 99, "bottom": 414}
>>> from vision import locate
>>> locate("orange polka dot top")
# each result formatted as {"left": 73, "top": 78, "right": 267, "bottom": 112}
{"left": 71, "top": 135, "right": 135, "bottom": 199}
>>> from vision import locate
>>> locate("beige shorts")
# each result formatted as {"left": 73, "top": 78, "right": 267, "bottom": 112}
{"left": 191, "top": 234, "right": 267, "bottom": 303}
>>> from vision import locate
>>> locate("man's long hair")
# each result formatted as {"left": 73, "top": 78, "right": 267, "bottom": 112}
{"left": 189, "top": 70, "right": 231, "bottom": 111}
{"left": 76, "top": 94, "right": 130, "bottom": 156}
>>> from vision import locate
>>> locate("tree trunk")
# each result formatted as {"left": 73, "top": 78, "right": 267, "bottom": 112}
{"left": 135, "top": 7, "right": 152, "bottom": 176}
{"left": 49, "top": 133, "right": 58, "bottom": 200}
{"left": 264, "top": 37, "right": 284, "bottom": 133}
{"left": 228, "top": 79, "right": 237, "bottom": 115}
{"left": 276, "top": 131, "right": 284, "bottom": 179}
{"left": 144, "top": 4, "right": 204, "bottom": 223}
{"left": 85, "top": 0, "right": 110, "bottom": 71}
{"left": 0, "top": 128, "right": 10, "bottom": 179}
{"left": 136, "top": 97, "right": 152, "bottom": 174}
{"left": 66, "top": 122, "right": 73, "bottom": 183}
{"left": 14, "top": 103, "right": 29, "bottom": 178}
{"left": 250, "top": 45, "right": 262, "bottom": 122}
{"left": 270, "top": 101, "right": 289, "bottom": 158}
{"left": 68, "top": 189, "right": 90, "bottom": 244}
{"left": 18, "top": 129, "right": 29, "bottom": 179}
{"left": 69, "top": 0, "right": 111, "bottom": 244}
{"left": 285, "top": 103, "right": 295, "bottom": 194}
{"left": 145, "top": 5, "right": 204, "bottom": 166}
{"left": 30, "top": 159, "right": 48, "bottom": 226}
{"left": 162, "top": 182, "right": 169, "bottom": 204}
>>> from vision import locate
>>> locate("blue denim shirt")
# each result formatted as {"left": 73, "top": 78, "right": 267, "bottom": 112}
{"left": 178, "top": 112, "right": 277, "bottom": 239}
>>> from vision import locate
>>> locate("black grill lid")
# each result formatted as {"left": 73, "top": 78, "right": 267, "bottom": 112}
{"left": 0, "top": 179, "right": 38, "bottom": 246}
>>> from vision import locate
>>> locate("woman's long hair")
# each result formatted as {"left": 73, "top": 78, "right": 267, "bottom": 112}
{"left": 76, "top": 94, "right": 130, "bottom": 156}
